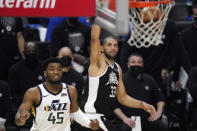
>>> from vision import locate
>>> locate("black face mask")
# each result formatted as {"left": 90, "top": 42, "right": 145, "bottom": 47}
{"left": 25, "top": 53, "right": 39, "bottom": 67}
{"left": 128, "top": 65, "right": 143, "bottom": 77}
{"left": 60, "top": 56, "right": 72, "bottom": 67}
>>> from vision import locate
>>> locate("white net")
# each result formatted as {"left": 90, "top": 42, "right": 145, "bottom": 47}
{"left": 128, "top": 0, "right": 175, "bottom": 48}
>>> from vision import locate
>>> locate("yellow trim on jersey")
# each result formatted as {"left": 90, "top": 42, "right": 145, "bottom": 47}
{"left": 45, "top": 105, "right": 48, "bottom": 112}
{"left": 32, "top": 106, "right": 36, "bottom": 117}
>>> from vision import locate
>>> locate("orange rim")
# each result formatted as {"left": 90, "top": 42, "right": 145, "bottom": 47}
{"left": 129, "top": 0, "right": 174, "bottom": 8}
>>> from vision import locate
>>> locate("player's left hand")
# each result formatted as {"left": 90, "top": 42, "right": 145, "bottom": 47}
{"left": 89, "top": 119, "right": 99, "bottom": 130}
{"left": 141, "top": 102, "right": 156, "bottom": 120}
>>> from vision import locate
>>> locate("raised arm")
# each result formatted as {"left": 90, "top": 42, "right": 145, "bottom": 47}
{"left": 69, "top": 86, "right": 99, "bottom": 130}
{"left": 116, "top": 66, "right": 156, "bottom": 118}
{"left": 90, "top": 24, "right": 102, "bottom": 66}
{"left": 15, "top": 87, "right": 37, "bottom": 126}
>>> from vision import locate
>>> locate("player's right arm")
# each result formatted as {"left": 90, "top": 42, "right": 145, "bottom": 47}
{"left": 89, "top": 24, "right": 102, "bottom": 67}
{"left": 15, "top": 87, "right": 38, "bottom": 126}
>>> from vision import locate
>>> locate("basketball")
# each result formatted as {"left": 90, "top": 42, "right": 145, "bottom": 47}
{"left": 139, "top": 7, "right": 164, "bottom": 23}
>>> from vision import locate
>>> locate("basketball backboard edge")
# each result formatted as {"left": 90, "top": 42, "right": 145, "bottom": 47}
{"left": 95, "top": 0, "right": 129, "bottom": 36}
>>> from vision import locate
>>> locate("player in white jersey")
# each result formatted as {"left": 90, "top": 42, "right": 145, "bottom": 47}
{"left": 15, "top": 57, "right": 99, "bottom": 131}
{"left": 81, "top": 24, "right": 157, "bottom": 131}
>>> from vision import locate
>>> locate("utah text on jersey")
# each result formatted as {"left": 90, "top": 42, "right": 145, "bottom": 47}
{"left": 44, "top": 100, "right": 68, "bottom": 112}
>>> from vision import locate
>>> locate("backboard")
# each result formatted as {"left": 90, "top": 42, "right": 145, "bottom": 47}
{"left": 0, "top": 0, "right": 129, "bottom": 35}
{"left": 95, "top": 0, "right": 129, "bottom": 35}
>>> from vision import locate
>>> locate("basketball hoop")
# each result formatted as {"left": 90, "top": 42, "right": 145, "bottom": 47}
{"left": 128, "top": 0, "right": 175, "bottom": 48}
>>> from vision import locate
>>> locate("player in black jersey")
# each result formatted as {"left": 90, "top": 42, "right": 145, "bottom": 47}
{"left": 81, "top": 24, "right": 156, "bottom": 131}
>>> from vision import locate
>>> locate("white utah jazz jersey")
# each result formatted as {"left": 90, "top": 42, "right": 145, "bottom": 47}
{"left": 31, "top": 83, "right": 71, "bottom": 131}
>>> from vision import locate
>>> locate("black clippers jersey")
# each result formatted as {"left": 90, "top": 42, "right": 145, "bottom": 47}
{"left": 83, "top": 61, "right": 120, "bottom": 116}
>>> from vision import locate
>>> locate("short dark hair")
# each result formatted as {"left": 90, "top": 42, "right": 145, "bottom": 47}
{"left": 129, "top": 52, "right": 143, "bottom": 58}
{"left": 102, "top": 36, "right": 118, "bottom": 45}
{"left": 43, "top": 57, "right": 62, "bottom": 71}
{"left": 128, "top": 52, "right": 143, "bottom": 61}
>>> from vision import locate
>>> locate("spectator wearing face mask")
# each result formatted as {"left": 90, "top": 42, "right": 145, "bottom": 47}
{"left": 57, "top": 47, "right": 85, "bottom": 104}
{"left": 113, "top": 52, "right": 167, "bottom": 131}
{"left": 57, "top": 47, "right": 85, "bottom": 131}
{"left": 7, "top": 42, "right": 44, "bottom": 130}
{"left": 181, "top": 0, "right": 197, "bottom": 67}
{"left": 50, "top": 17, "right": 91, "bottom": 75}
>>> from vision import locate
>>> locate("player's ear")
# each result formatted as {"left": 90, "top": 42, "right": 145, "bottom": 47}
{"left": 101, "top": 45, "right": 104, "bottom": 53}
{"left": 44, "top": 71, "right": 47, "bottom": 77}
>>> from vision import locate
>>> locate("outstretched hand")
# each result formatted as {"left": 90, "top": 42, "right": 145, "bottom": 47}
{"left": 89, "top": 119, "right": 99, "bottom": 130}
{"left": 141, "top": 102, "right": 156, "bottom": 119}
